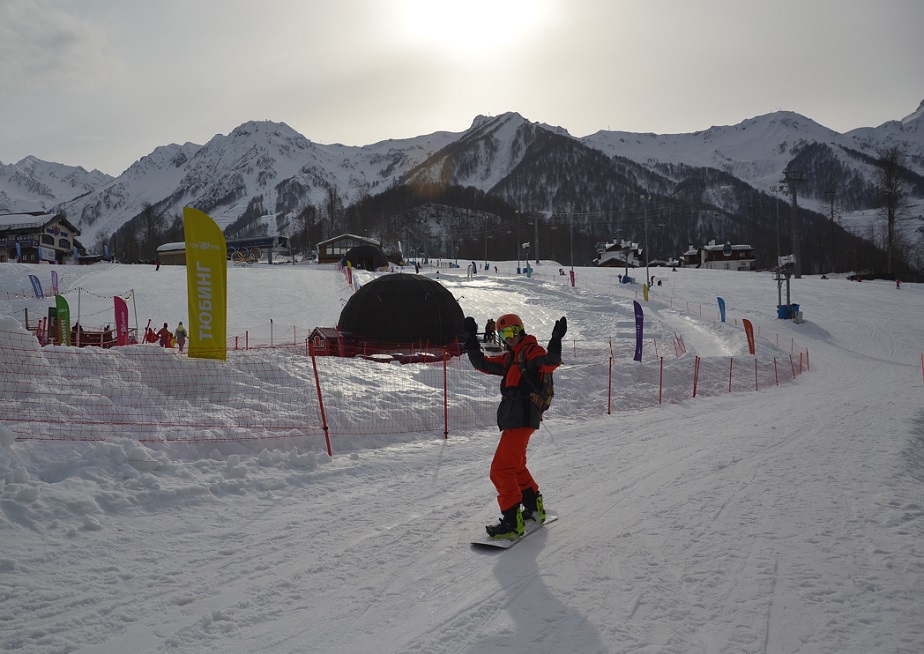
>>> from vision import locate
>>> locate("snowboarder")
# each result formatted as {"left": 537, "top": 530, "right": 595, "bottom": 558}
{"left": 465, "top": 312, "right": 567, "bottom": 540}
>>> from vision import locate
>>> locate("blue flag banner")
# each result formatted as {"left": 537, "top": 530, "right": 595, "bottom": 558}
{"left": 633, "top": 300, "right": 644, "bottom": 362}
{"left": 15, "top": 242, "right": 22, "bottom": 261}
{"left": 28, "top": 274, "right": 44, "bottom": 299}
{"left": 717, "top": 296, "right": 726, "bottom": 323}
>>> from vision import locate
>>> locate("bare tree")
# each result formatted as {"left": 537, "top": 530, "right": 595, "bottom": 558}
{"left": 324, "top": 184, "right": 342, "bottom": 239}
{"left": 875, "top": 146, "right": 908, "bottom": 274}
{"left": 139, "top": 202, "right": 166, "bottom": 259}
{"left": 293, "top": 204, "right": 318, "bottom": 258}
{"left": 92, "top": 230, "right": 110, "bottom": 257}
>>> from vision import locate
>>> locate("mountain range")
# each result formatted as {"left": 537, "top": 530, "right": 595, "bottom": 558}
{"left": 2, "top": 101, "right": 923, "bottom": 273}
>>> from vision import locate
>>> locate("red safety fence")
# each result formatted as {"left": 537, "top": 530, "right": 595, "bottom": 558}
{"left": 1, "top": 315, "right": 811, "bottom": 453}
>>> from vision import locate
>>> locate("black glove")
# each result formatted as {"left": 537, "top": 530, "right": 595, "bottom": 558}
{"left": 551, "top": 316, "right": 567, "bottom": 340}
{"left": 463, "top": 316, "right": 479, "bottom": 351}
{"left": 547, "top": 316, "right": 567, "bottom": 359}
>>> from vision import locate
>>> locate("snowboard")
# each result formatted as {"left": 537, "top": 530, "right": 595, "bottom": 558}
{"left": 470, "top": 514, "right": 558, "bottom": 549}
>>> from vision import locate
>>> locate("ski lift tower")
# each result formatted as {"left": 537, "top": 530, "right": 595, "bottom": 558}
{"left": 774, "top": 254, "right": 801, "bottom": 321}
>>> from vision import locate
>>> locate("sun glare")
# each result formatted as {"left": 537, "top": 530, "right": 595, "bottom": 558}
{"left": 399, "top": 0, "right": 547, "bottom": 57}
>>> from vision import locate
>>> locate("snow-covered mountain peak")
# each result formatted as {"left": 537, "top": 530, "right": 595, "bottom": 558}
{"left": 0, "top": 157, "right": 114, "bottom": 215}
{"left": 900, "top": 98, "right": 924, "bottom": 125}
{"left": 5, "top": 104, "right": 923, "bottom": 254}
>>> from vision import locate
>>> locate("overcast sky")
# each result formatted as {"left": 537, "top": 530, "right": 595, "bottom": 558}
{"left": 2, "top": 0, "right": 922, "bottom": 176}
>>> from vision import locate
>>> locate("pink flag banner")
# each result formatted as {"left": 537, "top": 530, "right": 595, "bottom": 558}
{"left": 114, "top": 296, "right": 129, "bottom": 346}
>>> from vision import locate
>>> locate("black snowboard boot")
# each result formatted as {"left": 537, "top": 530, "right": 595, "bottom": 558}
{"left": 486, "top": 505, "right": 525, "bottom": 540}
{"left": 521, "top": 487, "right": 546, "bottom": 524}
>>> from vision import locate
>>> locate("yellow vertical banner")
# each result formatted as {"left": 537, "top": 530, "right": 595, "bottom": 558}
{"left": 183, "top": 207, "right": 227, "bottom": 360}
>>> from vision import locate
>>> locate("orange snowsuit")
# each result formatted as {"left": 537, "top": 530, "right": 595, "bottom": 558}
{"left": 468, "top": 334, "right": 560, "bottom": 511}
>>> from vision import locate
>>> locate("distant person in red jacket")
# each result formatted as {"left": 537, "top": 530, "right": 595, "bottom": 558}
{"left": 157, "top": 323, "right": 171, "bottom": 347}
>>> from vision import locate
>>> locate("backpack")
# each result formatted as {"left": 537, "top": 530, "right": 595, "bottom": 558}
{"left": 516, "top": 345, "right": 554, "bottom": 414}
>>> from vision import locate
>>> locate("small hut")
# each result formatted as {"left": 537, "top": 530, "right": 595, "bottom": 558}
{"left": 308, "top": 327, "right": 342, "bottom": 356}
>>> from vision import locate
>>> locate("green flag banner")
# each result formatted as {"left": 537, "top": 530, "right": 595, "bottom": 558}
{"left": 55, "top": 295, "right": 71, "bottom": 346}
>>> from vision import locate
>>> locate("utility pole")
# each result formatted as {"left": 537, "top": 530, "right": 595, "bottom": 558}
{"left": 534, "top": 212, "right": 539, "bottom": 264}
{"left": 824, "top": 187, "right": 836, "bottom": 272}
{"left": 483, "top": 216, "right": 488, "bottom": 269}
{"left": 642, "top": 195, "right": 650, "bottom": 286}
{"left": 782, "top": 170, "right": 805, "bottom": 278}
{"left": 516, "top": 212, "right": 521, "bottom": 274}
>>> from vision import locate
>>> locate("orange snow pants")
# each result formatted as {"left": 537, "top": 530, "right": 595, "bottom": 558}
{"left": 490, "top": 427, "right": 539, "bottom": 511}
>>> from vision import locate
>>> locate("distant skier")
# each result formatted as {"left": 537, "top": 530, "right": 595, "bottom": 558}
{"left": 464, "top": 312, "right": 567, "bottom": 540}
{"left": 174, "top": 321, "right": 188, "bottom": 353}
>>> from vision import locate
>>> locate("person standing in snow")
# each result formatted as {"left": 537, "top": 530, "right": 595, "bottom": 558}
{"left": 174, "top": 321, "right": 188, "bottom": 353}
{"left": 464, "top": 312, "right": 567, "bottom": 540}
{"left": 157, "top": 322, "right": 171, "bottom": 348}
{"left": 483, "top": 318, "right": 496, "bottom": 344}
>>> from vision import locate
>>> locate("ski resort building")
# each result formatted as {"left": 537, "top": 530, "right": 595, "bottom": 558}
{"left": 682, "top": 240, "right": 756, "bottom": 270}
{"left": 0, "top": 212, "right": 83, "bottom": 264}
{"left": 156, "top": 242, "right": 186, "bottom": 265}
{"left": 316, "top": 234, "right": 381, "bottom": 265}
{"left": 594, "top": 240, "right": 643, "bottom": 268}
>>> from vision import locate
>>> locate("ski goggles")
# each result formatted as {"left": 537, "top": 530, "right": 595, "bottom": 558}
{"left": 498, "top": 324, "right": 523, "bottom": 341}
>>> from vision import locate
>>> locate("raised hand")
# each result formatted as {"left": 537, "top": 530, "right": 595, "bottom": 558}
{"left": 464, "top": 316, "right": 480, "bottom": 351}
{"left": 551, "top": 316, "right": 567, "bottom": 340}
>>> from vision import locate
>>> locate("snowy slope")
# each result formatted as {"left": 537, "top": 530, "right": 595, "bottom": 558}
{"left": 0, "top": 258, "right": 922, "bottom": 654}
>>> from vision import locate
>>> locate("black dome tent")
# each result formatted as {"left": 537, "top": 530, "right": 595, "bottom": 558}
{"left": 344, "top": 244, "right": 389, "bottom": 272}
{"left": 337, "top": 274, "right": 464, "bottom": 350}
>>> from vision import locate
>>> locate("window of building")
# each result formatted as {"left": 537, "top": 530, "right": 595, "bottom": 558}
{"left": 42, "top": 234, "right": 55, "bottom": 245}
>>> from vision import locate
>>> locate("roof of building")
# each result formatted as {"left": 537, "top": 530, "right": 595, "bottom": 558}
{"left": 0, "top": 212, "right": 81, "bottom": 235}
{"left": 316, "top": 233, "right": 381, "bottom": 247}
{"left": 702, "top": 243, "right": 754, "bottom": 252}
